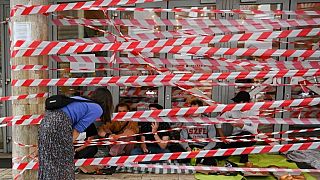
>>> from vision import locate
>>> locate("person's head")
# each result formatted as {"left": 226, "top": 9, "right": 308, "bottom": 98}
{"left": 190, "top": 99, "right": 203, "bottom": 117}
{"left": 115, "top": 103, "right": 130, "bottom": 112}
{"left": 231, "top": 91, "right": 251, "bottom": 103}
{"left": 149, "top": 103, "right": 164, "bottom": 110}
{"left": 90, "top": 87, "right": 113, "bottom": 123}
{"left": 190, "top": 99, "right": 203, "bottom": 107}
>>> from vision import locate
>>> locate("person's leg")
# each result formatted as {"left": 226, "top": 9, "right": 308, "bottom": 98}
{"left": 109, "top": 137, "right": 135, "bottom": 156}
{"left": 231, "top": 132, "right": 256, "bottom": 163}
{"left": 75, "top": 146, "right": 98, "bottom": 159}
{"left": 123, "top": 137, "right": 136, "bottom": 155}
{"left": 147, "top": 146, "right": 170, "bottom": 154}
{"left": 38, "top": 110, "right": 74, "bottom": 180}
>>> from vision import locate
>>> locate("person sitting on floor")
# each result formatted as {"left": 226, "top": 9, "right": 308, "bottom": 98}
{"left": 216, "top": 91, "right": 259, "bottom": 163}
{"left": 74, "top": 123, "right": 98, "bottom": 159}
{"left": 180, "top": 99, "right": 217, "bottom": 166}
{"left": 98, "top": 102, "right": 138, "bottom": 174}
{"left": 131, "top": 104, "right": 171, "bottom": 155}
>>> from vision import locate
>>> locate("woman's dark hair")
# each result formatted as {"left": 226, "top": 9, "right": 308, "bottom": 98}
{"left": 115, "top": 103, "right": 131, "bottom": 112}
{"left": 190, "top": 99, "right": 203, "bottom": 106}
{"left": 90, "top": 87, "right": 113, "bottom": 123}
{"left": 149, "top": 103, "right": 163, "bottom": 110}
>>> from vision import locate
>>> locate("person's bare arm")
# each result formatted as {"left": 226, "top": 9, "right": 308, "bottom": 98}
{"left": 73, "top": 129, "right": 80, "bottom": 142}
{"left": 140, "top": 136, "right": 148, "bottom": 153}
{"left": 156, "top": 135, "right": 169, "bottom": 149}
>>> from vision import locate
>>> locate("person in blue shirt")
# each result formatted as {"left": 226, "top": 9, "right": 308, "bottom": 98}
{"left": 38, "top": 87, "right": 113, "bottom": 180}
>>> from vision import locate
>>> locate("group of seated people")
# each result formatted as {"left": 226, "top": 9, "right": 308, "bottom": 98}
{"left": 75, "top": 91, "right": 258, "bottom": 174}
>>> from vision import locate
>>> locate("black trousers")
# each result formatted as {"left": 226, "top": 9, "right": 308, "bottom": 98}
{"left": 75, "top": 146, "right": 98, "bottom": 159}
{"left": 219, "top": 131, "right": 256, "bottom": 163}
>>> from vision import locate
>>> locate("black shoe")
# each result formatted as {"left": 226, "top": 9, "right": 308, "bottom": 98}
{"left": 239, "top": 156, "right": 248, "bottom": 163}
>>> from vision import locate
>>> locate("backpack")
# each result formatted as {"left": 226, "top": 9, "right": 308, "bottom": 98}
{"left": 45, "top": 95, "right": 95, "bottom": 110}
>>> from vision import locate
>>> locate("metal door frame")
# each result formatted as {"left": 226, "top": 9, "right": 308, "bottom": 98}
{"left": 236, "top": 0, "right": 290, "bottom": 138}
{"left": 0, "top": 0, "right": 11, "bottom": 153}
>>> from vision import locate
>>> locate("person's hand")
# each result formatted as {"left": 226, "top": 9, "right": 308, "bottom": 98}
{"left": 141, "top": 144, "right": 148, "bottom": 153}
{"left": 109, "top": 134, "right": 120, "bottom": 141}
{"left": 186, "top": 147, "right": 192, "bottom": 151}
{"left": 151, "top": 122, "right": 159, "bottom": 134}
{"left": 221, "top": 136, "right": 231, "bottom": 144}
{"left": 232, "top": 123, "right": 244, "bottom": 128}
{"left": 98, "top": 130, "right": 107, "bottom": 137}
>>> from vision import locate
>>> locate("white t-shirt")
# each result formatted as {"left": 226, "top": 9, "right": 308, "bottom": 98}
{"left": 216, "top": 110, "right": 259, "bottom": 135}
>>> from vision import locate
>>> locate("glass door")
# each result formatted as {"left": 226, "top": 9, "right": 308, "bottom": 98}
{"left": 284, "top": 0, "right": 320, "bottom": 138}
{"left": 167, "top": 1, "right": 217, "bottom": 109}
{"left": 116, "top": 2, "right": 167, "bottom": 110}
{"left": 236, "top": 1, "right": 289, "bottom": 135}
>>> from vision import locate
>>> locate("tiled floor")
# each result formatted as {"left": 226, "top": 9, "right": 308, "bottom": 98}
{"left": 0, "top": 169, "right": 195, "bottom": 180}
{"left": 0, "top": 169, "right": 12, "bottom": 180}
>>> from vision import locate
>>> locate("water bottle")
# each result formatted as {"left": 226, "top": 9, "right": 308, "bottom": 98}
{"left": 190, "top": 147, "right": 199, "bottom": 166}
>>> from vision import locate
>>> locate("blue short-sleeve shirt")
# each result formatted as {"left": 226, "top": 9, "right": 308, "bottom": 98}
{"left": 61, "top": 96, "right": 103, "bottom": 133}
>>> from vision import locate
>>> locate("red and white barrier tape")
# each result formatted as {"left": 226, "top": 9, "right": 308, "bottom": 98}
{"left": 51, "top": 7, "right": 320, "bottom": 16}
{"left": 61, "top": 36, "right": 117, "bottom": 44}
{"left": 75, "top": 136, "right": 320, "bottom": 147}
{"left": 128, "top": 46, "right": 320, "bottom": 58}
{"left": 2, "top": 112, "right": 320, "bottom": 128}
{"left": 11, "top": 65, "right": 263, "bottom": 72}
{"left": 11, "top": 2, "right": 320, "bottom": 17}
{"left": 116, "top": 116, "right": 320, "bottom": 125}
{"left": 0, "top": 93, "right": 47, "bottom": 102}
{"left": 51, "top": 55, "right": 320, "bottom": 71}
{"left": 113, "top": 97, "right": 320, "bottom": 119}
{"left": 13, "top": 28, "right": 320, "bottom": 51}
{"left": 51, "top": 56, "right": 259, "bottom": 68}
{"left": 12, "top": 141, "right": 320, "bottom": 170}
{"left": 0, "top": 115, "right": 44, "bottom": 124}
{"left": 12, "top": 41, "right": 320, "bottom": 57}
{"left": 51, "top": 18, "right": 320, "bottom": 29}
{"left": 132, "top": 27, "right": 320, "bottom": 41}
{"left": 10, "top": 0, "right": 163, "bottom": 16}
{"left": 12, "top": 126, "right": 320, "bottom": 147}
{"left": 11, "top": 69, "right": 320, "bottom": 87}
{"left": 85, "top": 127, "right": 320, "bottom": 145}
{"left": 16, "top": 136, "right": 320, "bottom": 147}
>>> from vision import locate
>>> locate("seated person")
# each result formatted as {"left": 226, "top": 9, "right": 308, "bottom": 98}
{"left": 180, "top": 99, "right": 217, "bottom": 166}
{"left": 131, "top": 104, "right": 170, "bottom": 155}
{"left": 74, "top": 123, "right": 98, "bottom": 159}
{"left": 98, "top": 103, "right": 138, "bottom": 156}
{"left": 216, "top": 91, "right": 258, "bottom": 163}
{"left": 74, "top": 123, "right": 100, "bottom": 173}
